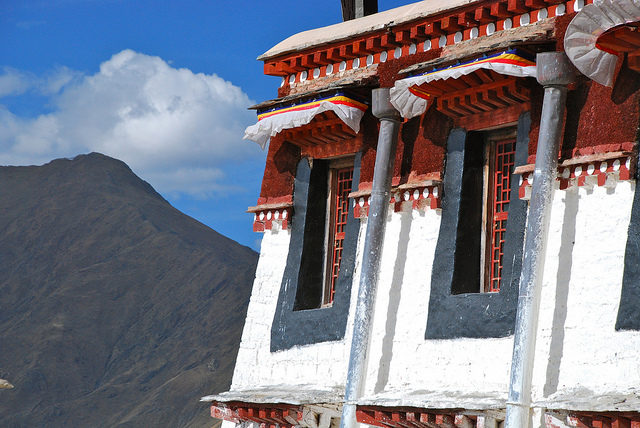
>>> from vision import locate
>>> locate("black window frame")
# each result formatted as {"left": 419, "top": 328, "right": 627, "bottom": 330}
{"left": 271, "top": 153, "right": 361, "bottom": 351}
{"left": 425, "top": 112, "right": 530, "bottom": 339}
{"left": 617, "top": 153, "right": 640, "bottom": 331}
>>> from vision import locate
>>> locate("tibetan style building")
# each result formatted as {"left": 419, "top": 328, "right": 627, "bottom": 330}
{"left": 203, "top": 0, "right": 640, "bottom": 427}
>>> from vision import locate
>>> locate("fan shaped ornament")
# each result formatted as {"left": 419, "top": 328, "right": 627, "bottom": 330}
{"left": 564, "top": 0, "right": 640, "bottom": 87}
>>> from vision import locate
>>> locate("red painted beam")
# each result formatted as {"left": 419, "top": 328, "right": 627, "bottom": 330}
{"left": 395, "top": 30, "right": 412, "bottom": 45}
{"left": 457, "top": 11, "right": 478, "bottom": 27}
{"left": 524, "top": 0, "right": 547, "bottom": 8}
{"left": 490, "top": 2, "right": 511, "bottom": 18}
{"left": 424, "top": 21, "right": 444, "bottom": 37}
{"left": 474, "top": 6, "right": 494, "bottom": 23}
{"left": 507, "top": 0, "right": 528, "bottom": 13}
{"left": 440, "top": 16, "right": 462, "bottom": 32}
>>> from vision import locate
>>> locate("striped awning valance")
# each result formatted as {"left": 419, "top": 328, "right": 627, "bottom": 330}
{"left": 390, "top": 49, "right": 537, "bottom": 119}
{"left": 244, "top": 93, "right": 368, "bottom": 149}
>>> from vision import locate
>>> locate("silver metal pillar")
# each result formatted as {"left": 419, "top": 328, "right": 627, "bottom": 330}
{"left": 340, "top": 88, "right": 401, "bottom": 428}
{"left": 505, "top": 52, "right": 577, "bottom": 428}
{"left": 355, "top": 0, "right": 365, "bottom": 18}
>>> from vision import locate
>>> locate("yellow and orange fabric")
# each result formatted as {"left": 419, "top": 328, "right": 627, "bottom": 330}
{"left": 390, "top": 49, "right": 536, "bottom": 119}
{"left": 245, "top": 93, "right": 368, "bottom": 149}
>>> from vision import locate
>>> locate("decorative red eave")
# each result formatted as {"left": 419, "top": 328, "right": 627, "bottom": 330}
{"left": 564, "top": 411, "right": 640, "bottom": 428}
{"left": 248, "top": 201, "right": 294, "bottom": 232}
{"left": 356, "top": 405, "right": 477, "bottom": 428}
{"left": 210, "top": 402, "right": 303, "bottom": 428}
{"left": 263, "top": 0, "right": 592, "bottom": 91}
{"left": 526, "top": 142, "right": 637, "bottom": 166}
{"left": 350, "top": 178, "right": 443, "bottom": 218}
{"left": 515, "top": 151, "right": 636, "bottom": 199}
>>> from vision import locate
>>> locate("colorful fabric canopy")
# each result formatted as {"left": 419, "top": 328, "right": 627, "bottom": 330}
{"left": 565, "top": 0, "right": 640, "bottom": 87}
{"left": 390, "top": 49, "right": 537, "bottom": 119}
{"left": 244, "top": 93, "right": 368, "bottom": 149}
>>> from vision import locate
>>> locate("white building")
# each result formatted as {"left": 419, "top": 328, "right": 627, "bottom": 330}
{"left": 203, "top": 1, "right": 640, "bottom": 427}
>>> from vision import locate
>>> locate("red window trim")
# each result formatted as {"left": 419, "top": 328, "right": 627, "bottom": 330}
{"left": 484, "top": 137, "right": 516, "bottom": 293}
{"left": 323, "top": 163, "right": 354, "bottom": 305}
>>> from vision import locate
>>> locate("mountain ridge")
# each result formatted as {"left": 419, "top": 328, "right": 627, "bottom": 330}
{"left": 0, "top": 152, "right": 256, "bottom": 427}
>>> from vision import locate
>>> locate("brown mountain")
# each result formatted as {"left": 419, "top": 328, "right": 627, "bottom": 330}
{"left": 0, "top": 153, "right": 257, "bottom": 427}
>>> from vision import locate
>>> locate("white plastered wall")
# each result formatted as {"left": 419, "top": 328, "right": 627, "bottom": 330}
{"left": 229, "top": 180, "right": 640, "bottom": 411}
{"left": 530, "top": 180, "right": 640, "bottom": 410}
{"left": 360, "top": 181, "right": 640, "bottom": 411}
{"left": 229, "top": 221, "right": 364, "bottom": 394}
{"left": 361, "top": 204, "right": 513, "bottom": 409}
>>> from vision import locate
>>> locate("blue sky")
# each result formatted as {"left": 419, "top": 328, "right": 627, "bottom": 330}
{"left": 1, "top": 0, "right": 412, "bottom": 250}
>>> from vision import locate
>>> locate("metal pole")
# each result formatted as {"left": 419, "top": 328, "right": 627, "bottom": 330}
{"left": 340, "top": 88, "right": 401, "bottom": 428}
{"left": 355, "top": 0, "right": 365, "bottom": 18}
{"left": 342, "top": 0, "right": 377, "bottom": 21}
{"left": 505, "top": 52, "right": 577, "bottom": 428}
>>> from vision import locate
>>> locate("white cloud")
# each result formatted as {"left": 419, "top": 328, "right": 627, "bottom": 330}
{"left": 147, "top": 167, "right": 226, "bottom": 199}
{"left": 0, "top": 50, "right": 262, "bottom": 197}
{"left": 0, "top": 66, "right": 79, "bottom": 97}
{"left": 40, "top": 66, "right": 81, "bottom": 95}
{"left": 0, "top": 68, "right": 32, "bottom": 97}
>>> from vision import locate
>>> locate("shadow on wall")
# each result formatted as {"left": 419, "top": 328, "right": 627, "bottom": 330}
{"left": 611, "top": 57, "right": 640, "bottom": 105}
{"left": 374, "top": 209, "right": 413, "bottom": 394}
{"left": 543, "top": 187, "right": 579, "bottom": 397}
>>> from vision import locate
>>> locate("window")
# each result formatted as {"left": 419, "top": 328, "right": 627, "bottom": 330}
{"left": 292, "top": 157, "right": 354, "bottom": 310}
{"left": 323, "top": 161, "right": 354, "bottom": 305}
{"left": 484, "top": 137, "right": 516, "bottom": 292}
{"left": 271, "top": 154, "right": 361, "bottom": 351}
{"left": 452, "top": 129, "right": 517, "bottom": 294}
{"left": 426, "top": 115, "right": 529, "bottom": 340}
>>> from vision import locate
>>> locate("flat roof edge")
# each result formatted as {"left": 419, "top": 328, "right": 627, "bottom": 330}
{"left": 258, "top": 0, "right": 482, "bottom": 62}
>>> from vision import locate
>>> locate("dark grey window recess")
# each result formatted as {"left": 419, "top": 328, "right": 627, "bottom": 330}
{"left": 271, "top": 153, "right": 361, "bottom": 352}
{"left": 453, "top": 128, "right": 519, "bottom": 295}
{"left": 293, "top": 158, "right": 330, "bottom": 310}
{"left": 295, "top": 157, "right": 355, "bottom": 310}
{"left": 426, "top": 112, "right": 530, "bottom": 340}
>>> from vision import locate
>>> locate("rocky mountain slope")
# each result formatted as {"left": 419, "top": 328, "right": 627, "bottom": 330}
{"left": 0, "top": 153, "right": 257, "bottom": 427}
